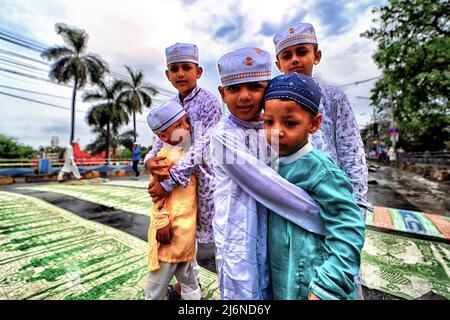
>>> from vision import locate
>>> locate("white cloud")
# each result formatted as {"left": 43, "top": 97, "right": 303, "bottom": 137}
{"left": 0, "top": 0, "right": 384, "bottom": 149}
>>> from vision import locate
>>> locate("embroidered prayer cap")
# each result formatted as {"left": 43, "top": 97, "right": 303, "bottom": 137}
{"left": 217, "top": 47, "right": 272, "bottom": 87}
{"left": 273, "top": 22, "right": 318, "bottom": 56}
{"left": 147, "top": 100, "right": 186, "bottom": 133}
{"left": 165, "top": 43, "right": 199, "bottom": 66}
{"left": 264, "top": 73, "right": 321, "bottom": 115}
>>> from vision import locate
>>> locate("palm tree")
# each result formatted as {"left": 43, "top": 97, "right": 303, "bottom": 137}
{"left": 83, "top": 80, "right": 129, "bottom": 164}
{"left": 117, "top": 65, "right": 157, "bottom": 142}
{"left": 41, "top": 23, "right": 109, "bottom": 144}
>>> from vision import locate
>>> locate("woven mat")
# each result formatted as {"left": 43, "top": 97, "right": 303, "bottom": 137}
{"left": 19, "top": 184, "right": 151, "bottom": 216}
{"left": 366, "top": 206, "right": 450, "bottom": 240}
{"left": 0, "top": 191, "right": 219, "bottom": 300}
{"left": 362, "top": 230, "right": 450, "bottom": 299}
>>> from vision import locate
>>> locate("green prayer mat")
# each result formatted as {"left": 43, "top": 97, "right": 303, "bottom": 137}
{"left": 19, "top": 184, "right": 151, "bottom": 216}
{"left": 362, "top": 229, "right": 450, "bottom": 299}
{"left": 0, "top": 191, "right": 219, "bottom": 300}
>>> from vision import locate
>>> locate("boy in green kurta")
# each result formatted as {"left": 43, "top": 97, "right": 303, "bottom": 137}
{"left": 263, "top": 73, "right": 365, "bottom": 300}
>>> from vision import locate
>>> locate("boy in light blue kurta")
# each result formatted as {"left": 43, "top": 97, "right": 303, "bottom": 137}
{"left": 263, "top": 73, "right": 365, "bottom": 300}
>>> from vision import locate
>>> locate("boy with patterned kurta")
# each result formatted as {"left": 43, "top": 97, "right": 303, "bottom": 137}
{"left": 144, "top": 43, "right": 222, "bottom": 298}
{"left": 273, "top": 22, "right": 372, "bottom": 298}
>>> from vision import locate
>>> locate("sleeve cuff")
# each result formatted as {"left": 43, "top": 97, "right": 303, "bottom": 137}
{"left": 309, "top": 283, "right": 339, "bottom": 300}
{"left": 160, "top": 176, "right": 177, "bottom": 193}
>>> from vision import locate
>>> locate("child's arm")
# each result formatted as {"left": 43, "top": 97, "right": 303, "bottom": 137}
{"left": 307, "top": 170, "right": 365, "bottom": 300}
{"left": 331, "top": 88, "right": 373, "bottom": 212}
{"left": 211, "top": 129, "right": 325, "bottom": 236}
{"left": 144, "top": 138, "right": 165, "bottom": 172}
{"left": 158, "top": 96, "right": 222, "bottom": 193}
{"left": 152, "top": 200, "right": 172, "bottom": 244}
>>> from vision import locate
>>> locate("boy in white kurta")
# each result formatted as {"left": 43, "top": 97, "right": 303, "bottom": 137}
{"left": 211, "top": 48, "right": 325, "bottom": 300}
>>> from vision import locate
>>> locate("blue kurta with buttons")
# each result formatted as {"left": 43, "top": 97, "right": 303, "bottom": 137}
{"left": 268, "top": 143, "right": 365, "bottom": 300}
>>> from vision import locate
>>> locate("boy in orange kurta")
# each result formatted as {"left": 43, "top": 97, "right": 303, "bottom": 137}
{"left": 144, "top": 100, "right": 200, "bottom": 300}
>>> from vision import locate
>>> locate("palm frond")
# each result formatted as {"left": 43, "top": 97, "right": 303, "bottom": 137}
{"left": 55, "top": 23, "right": 88, "bottom": 54}
{"left": 41, "top": 46, "right": 74, "bottom": 60}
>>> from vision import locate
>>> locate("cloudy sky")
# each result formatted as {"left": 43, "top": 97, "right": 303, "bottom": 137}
{"left": 0, "top": 0, "right": 385, "bottom": 150}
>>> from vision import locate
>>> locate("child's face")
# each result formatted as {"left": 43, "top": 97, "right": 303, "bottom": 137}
{"left": 276, "top": 44, "right": 321, "bottom": 77}
{"left": 218, "top": 81, "right": 268, "bottom": 122}
{"left": 156, "top": 115, "right": 191, "bottom": 146}
{"left": 165, "top": 62, "right": 202, "bottom": 99}
{"left": 264, "top": 99, "right": 322, "bottom": 156}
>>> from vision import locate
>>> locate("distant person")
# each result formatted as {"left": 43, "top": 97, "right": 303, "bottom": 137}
{"left": 263, "top": 73, "right": 365, "bottom": 300}
{"left": 272, "top": 22, "right": 372, "bottom": 298}
{"left": 132, "top": 142, "right": 141, "bottom": 179}
{"left": 57, "top": 143, "right": 81, "bottom": 181}
{"left": 387, "top": 146, "right": 396, "bottom": 163}
{"left": 144, "top": 100, "right": 201, "bottom": 300}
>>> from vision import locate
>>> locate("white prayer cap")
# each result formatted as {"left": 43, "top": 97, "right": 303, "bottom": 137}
{"left": 273, "top": 22, "right": 318, "bottom": 56}
{"left": 165, "top": 43, "right": 199, "bottom": 65}
{"left": 217, "top": 47, "right": 271, "bottom": 87}
{"left": 147, "top": 100, "right": 186, "bottom": 133}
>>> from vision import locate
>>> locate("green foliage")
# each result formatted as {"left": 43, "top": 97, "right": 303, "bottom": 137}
{"left": 0, "top": 135, "right": 35, "bottom": 159}
{"left": 362, "top": 0, "right": 450, "bottom": 151}
{"left": 41, "top": 23, "right": 109, "bottom": 142}
{"left": 117, "top": 65, "right": 157, "bottom": 142}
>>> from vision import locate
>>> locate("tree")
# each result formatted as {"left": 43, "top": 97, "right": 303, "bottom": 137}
{"left": 0, "top": 135, "right": 35, "bottom": 159}
{"left": 83, "top": 80, "right": 129, "bottom": 164}
{"left": 41, "top": 23, "right": 109, "bottom": 144}
{"left": 362, "top": 0, "right": 450, "bottom": 151}
{"left": 117, "top": 66, "right": 157, "bottom": 142}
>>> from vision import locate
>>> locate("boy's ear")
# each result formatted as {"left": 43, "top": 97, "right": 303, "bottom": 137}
{"left": 275, "top": 60, "right": 282, "bottom": 72}
{"left": 310, "top": 113, "right": 322, "bottom": 134}
{"left": 165, "top": 69, "right": 170, "bottom": 81}
{"left": 196, "top": 66, "right": 203, "bottom": 79}
{"left": 218, "top": 86, "right": 226, "bottom": 102}
{"left": 156, "top": 132, "right": 168, "bottom": 143}
{"left": 314, "top": 50, "right": 322, "bottom": 65}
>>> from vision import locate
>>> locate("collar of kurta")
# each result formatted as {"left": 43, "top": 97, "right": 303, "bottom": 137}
{"left": 228, "top": 112, "right": 264, "bottom": 129}
{"left": 176, "top": 86, "right": 201, "bottom": 106}
{"left": 279, "top": 141, "right": 313, "bottom": 165}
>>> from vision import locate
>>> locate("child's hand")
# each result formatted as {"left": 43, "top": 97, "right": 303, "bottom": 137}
{"left": 148, "top": 180, "right": 170, "bottom": 203}
{"left": 156, "top": 223, "right": 173, "bottom": 244}
{"left": 146, "top": 156, "right": 170, "bottom": 180}
{"left": 308, "top": 292, "right": 321, "bottom": 300}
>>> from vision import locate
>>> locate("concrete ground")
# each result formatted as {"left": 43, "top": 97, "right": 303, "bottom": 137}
{"left": 2, "top": 162, "right": 449, "bottom": 300}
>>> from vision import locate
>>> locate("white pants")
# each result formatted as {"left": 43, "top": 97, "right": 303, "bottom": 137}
{"left": 57, "top": 164, "right": 81, "bottom": 180}
{"left": 145, "top": 260, "right": 201, "bottom": 300}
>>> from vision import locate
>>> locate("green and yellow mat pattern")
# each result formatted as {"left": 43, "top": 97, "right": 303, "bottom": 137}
{"left": 0, "top": 191, "right": 219, "bottom": 300}
{"left": 19, "top": 184, "right": 151, "bottom": 216}
{"left": 361, "top": 230, "right": 450, "bottom": 299}
{"left": 9, "top": 182, "right": 450, "bottom": 300}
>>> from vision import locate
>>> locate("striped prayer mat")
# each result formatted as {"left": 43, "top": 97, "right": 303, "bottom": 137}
{"left": 0, "top": 191, "right": 219, "bottom": 300}
{"left": 366, "top": 206, "right": 450, "bottom": 240}
{"left": 362, "top": 229, "right": 450, "bottom": 299}
{"left": 19, "top": 184, "right": 151, "bottom": 216}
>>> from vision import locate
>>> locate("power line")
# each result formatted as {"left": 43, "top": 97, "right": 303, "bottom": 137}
{"left": 0, "top": 84, "right": 80, "bottom": 101}
{"left": 0, "top": 57, "right": 49, "bottom": 74}
{"left": 0, "top": 48, "right": 50, "bottom": 66}
{"left": 0, "top": 27, "right": 177, "bottom": 98}
{"left": 0, "top": 90, "right": 149, "bottom": 123}
{"left": 0, "top": 66, "right": 71, "bottom": 87}
{"left": 337, "top": 76, "right": 381, "bottom": 88}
